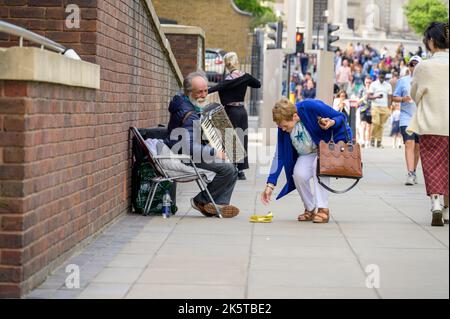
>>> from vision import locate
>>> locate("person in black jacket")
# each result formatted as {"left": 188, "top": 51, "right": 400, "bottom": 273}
{"left": 208, "top": 52, "right": 261, "bottom": 180}
{"left": 301, "top": 79, "right": 316, "bottom": 100}
{"left": 166, "top": 71, "right": 239, "bottom": 218}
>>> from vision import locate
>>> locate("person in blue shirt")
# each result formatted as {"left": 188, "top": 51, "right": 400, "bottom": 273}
{"left": 261, "top": 99, "right": 352, "bottom": 224}
{"left": 392, "top": 56, "right": 422, "bottom": 186}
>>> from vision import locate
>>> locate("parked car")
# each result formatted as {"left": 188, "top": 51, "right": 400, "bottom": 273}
{"left": 205, "top": 48, "right": 227, "bottom": 83}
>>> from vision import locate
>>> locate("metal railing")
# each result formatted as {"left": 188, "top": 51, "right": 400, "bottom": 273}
{"left": 0, "top": 19, "right": 66, "bottom": 53}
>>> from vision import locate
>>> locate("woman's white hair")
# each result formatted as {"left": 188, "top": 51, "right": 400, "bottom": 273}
{"left": 224, "top": 52, "right": 239, "bottom": 71}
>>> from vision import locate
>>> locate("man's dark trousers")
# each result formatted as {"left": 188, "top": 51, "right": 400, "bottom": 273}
{"left": 193, "top": 161, "right": 238, "bottom": 206}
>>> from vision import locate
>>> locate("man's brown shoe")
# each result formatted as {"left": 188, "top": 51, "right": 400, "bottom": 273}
{"left": 191, "top": 198, "right": 215, "bottom": 217}
{"left": 203, "top": 203, "right": 240, "bottom": 218}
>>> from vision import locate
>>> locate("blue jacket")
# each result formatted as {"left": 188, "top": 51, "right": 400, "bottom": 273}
{"left": 166, "top": 94, "right": 215, "bottom": 157}
{"left": 267, "top": 99, "right": 352, "bottom": 200}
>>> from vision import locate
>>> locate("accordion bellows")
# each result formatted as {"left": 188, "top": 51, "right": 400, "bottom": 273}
{"left": 201, "top": 104, "right": 247, "bottom": 163}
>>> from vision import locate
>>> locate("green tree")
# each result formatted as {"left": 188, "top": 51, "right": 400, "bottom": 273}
{"left": 404, "top": 0, "right": 448, "bottom": 35}
{"left": 234, "top": 0, "right": 278, "bottom": 28}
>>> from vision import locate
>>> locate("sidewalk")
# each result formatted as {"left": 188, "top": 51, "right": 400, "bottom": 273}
{"left": 26, "top": 135, "right": 449, "bottom": 299}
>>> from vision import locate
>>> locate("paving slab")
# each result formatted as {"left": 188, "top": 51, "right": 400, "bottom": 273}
{"left": 24, "top": 136, "right": 448, "bottom": 299}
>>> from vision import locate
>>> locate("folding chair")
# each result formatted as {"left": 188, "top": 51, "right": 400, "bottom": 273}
{"left": 130, "top": 127, "right": 222, "bottom": 218}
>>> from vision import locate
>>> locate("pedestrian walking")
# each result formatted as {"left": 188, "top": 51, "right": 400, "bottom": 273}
{"left": 352, "top": 65, "right": 365, "bottom": 97}
{"left": 336, "top": 58, "right": 353, "bottom": 95}
{"left": 408, "top": 22, "right": 449, "bottom": 226}
{"left": 368, "top": 71, "right": 393, "bottom": 148}
{"left": 389, "top": 104, "right": 401, "bottom": 149}
{"left": 358, "top": 76, "right": 373, "bottom": 148}
{"left": 392, "top": 56, "right": 422, "bottom": 186}
{"left": 261, "top": 99, "right": 352, "bottom": 224}
{"left": 208, "top": 52, "right": 261, "bottom": 181}
{"left": 302, "top": 79, "right": 316, "bottom": 100}
{"left": 333, "top": 90, "right": 350, "bottom": 119}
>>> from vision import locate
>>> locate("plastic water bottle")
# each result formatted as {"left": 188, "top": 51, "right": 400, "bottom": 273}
{"left": 162, "top": 190, "right": 171, "bottom": 219}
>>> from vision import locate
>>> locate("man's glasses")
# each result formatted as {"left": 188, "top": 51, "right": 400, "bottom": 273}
{"left": 192, "top": 89, "right": 208, "bottom": 95}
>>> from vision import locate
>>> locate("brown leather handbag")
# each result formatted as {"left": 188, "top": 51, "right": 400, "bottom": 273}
{"left": 317, "top": 129, "right": 363, "bottom": 194}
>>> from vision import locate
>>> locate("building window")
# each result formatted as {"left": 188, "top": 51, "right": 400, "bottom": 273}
{"left": 347, "top": 18, "right": 355, "bottom": 30}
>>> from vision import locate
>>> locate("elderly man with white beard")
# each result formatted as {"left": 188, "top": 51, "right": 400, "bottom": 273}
{"left": 165, "top": 71, "right": 240, "bottom": 218}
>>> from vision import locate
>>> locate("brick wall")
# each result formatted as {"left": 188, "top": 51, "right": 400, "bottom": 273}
{"left": 152, "top": 0, "right": 253, "bottom": 59}
{"left": 0, "top": 0, "right": 181, "bottom": 298}
{"left": 165, "top": 33, "right": 204, "bottom": 78}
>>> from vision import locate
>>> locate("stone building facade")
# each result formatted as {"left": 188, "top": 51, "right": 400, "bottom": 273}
{"left": 276, "top": 0, "right": 446, "bottom": 51}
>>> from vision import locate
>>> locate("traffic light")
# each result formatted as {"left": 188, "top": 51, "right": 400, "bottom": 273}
{"left": 267, "top": 21, "right": 283, "bottom": 50}
{"left": 295, "top": 32, "right": 304, "bottom": 54}
{"left": 324, "top": 23, "right": 340, "bottom": 52}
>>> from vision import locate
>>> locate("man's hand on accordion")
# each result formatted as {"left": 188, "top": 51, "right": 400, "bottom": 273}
{"left": 216, "top": 150, "right": 227, "bottom": 161}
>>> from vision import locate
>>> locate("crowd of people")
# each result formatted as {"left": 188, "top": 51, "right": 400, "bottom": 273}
{"left": 332, "top": 42, "right": 428, "bottom": 149}
{"left": 288, "top": 41, "right": 435, "bottom": 148}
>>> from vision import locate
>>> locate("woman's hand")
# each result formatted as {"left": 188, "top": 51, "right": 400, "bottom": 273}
{"left": 261, "top": 186, "right": 273, "bottom": 205}
{"left": 318, "top": 118, "right": 336, "bottom": 130}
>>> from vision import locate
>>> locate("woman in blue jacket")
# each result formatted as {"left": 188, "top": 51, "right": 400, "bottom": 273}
{"left": 261, "top": 98, "right": 352, "bottom": 223}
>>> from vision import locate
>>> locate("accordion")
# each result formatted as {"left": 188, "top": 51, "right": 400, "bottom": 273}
{"left": 201, "top": 103, "right": 247, "bottom": 163}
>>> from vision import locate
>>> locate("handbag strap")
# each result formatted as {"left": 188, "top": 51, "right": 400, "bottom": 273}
{"left": 329, "top": 114, "right": 352, "bottom": 145}
{"left": 317, "top": 175, "right": 361, "bottom": 194}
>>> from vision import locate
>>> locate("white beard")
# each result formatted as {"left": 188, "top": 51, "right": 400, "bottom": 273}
{"left": 190, "top": 96, "right": 209, "bottom": 109}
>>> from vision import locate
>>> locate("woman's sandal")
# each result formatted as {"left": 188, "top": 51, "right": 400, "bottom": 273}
{"left": 313, "top": 208, "right": 330, "bottom": 224}
{"left": 298, "top": 209, "right": 315, "bottom": 222}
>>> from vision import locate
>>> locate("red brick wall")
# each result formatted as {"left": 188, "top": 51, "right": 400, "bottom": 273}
{"left": 0, "top": 0, "right": 181, "bottom": 297}
{"left": 166, "top": 33, "right": 204, "bottom": 78}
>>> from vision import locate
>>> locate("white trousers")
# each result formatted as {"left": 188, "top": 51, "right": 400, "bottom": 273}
{"left": 293, "top": 153, "right": 330, "bottom": 212}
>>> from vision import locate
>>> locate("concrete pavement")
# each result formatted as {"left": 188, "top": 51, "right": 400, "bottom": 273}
{"left": 25, "top": 132, "right": 449, "bottom": 299}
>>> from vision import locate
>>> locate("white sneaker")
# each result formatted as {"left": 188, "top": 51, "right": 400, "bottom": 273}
{"left": 405, "top": 173, "right": 415, "bottom": 186}
{"left": 431, "top": 196, "right": 444, "bottom": 227}
{"left": 412, "top": 172, "right": 418, "bottom": 184}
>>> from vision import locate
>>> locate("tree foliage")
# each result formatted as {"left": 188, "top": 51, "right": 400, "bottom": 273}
{"left": 234, "top": 0, "right": 277, "bottom": 28}
{"left": 404, "top": 0, "right": 448, "bottom": 35}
